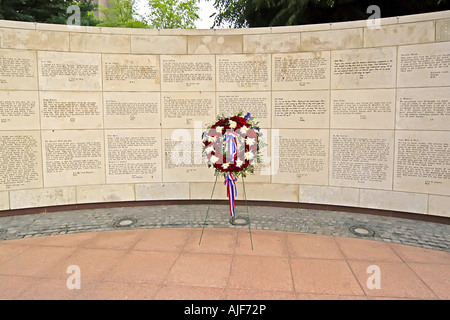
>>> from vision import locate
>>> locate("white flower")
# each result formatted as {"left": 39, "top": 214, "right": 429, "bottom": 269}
{"left": 239, "top": 126, "right": 249, "bottom": 134}
{"left": 210, "top": 155, "right": 219, "bottom": 164}
{"left": 215, "top": 126, "right": 224, "bottom": 133}
{"left": 207, "top": 136, "right": 217, "bottom": 143}
{"left": 222, "top": 163, "right": 230, "bottom": 169}
{"left": 245, "top": 137, "right": 255, "bottom": 146}
{"left": 205, "top": 146, "right": 214, "bottom": 154}
{"left": 229, "top": 120, "right": 237, "bottom": 129}
{"left": 236, "top": 159, "right": 244, "bottom": 167}
{"left": 244, "top": 151, "right": 254, "bottom": 161}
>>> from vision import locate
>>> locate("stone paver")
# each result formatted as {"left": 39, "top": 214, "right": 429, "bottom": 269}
{"left": 0, "top": 227, "right": 449, "bottom": 300}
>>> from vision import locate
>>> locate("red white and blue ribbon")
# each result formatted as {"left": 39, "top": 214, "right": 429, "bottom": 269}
{"left": 224, "top": 173, "right": 237, "bottom": 218}
{"left": 224, "top": 132, "right": 238, "bottom": 163}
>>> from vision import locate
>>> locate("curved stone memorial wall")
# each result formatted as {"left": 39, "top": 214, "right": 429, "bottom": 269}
{"left": 0, "top": 11, "right": 449, "bottom": 218}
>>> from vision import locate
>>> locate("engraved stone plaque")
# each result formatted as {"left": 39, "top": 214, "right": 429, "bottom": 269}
{"left": 162, "top": 128, "right": 214, "bottom": 182}
{"left": 0, "top": 49, "right": 38, "bottom": 90}
{"left": 394, "top": 131, "right": 450, "bottom": 196}
{"left": 396, "top": 87, "right": 450, "bottom": 130}
{"left": 106, "top": 129, "right": 162, "bottom": 184}
{"left": 103, "top": 54, "right": 160, "bottom": 92}
{"left": 217, "top": 91, "right": 271, "bottom": 128}
{"left": 272, "top": 90, "right": 329, "bottom": 128}
{"left": 217, "top": 54, "right": 271, "bottom": 91}
{"left": 42, "top": 130, "right": 105, "bottom": 187}
{"left": 0, "top": 91, "right": 40, "bottom": 130}
{"left": 271, "top": 129, "right": 329, "bottom": 185}
{"left": 331, "top": 89, "right": 395, "bottom": 129}
{"left": 38, "top": 51, "right": 102, "bottom": 91}
{"left": 246, "top": 128, "right": 272, "bottom": 183}
{"left": 0, "top": 131, "right": 43, "bottom": 191}
{"left": 273, "top": 51, "right": 330, "bottom": 91}
{"left": 162, "top": 91, "right": 215, "bottom": 128}
{"left": 330, "top": 130, "right": 394, "bottom": 190}
{"left": 40, "top": 91, "right": 103, "bottom": 129}
{"left": 331, "top": 47, "right": 396, "bottom": 89}
{"left": 103, "top": 92, "right": 160, "bottom": 129}
{"left": 161, "top": 55, "right": 215, "bottom": 91}
{"left": 397, "top": 42, "right": 450, "bottom": 87}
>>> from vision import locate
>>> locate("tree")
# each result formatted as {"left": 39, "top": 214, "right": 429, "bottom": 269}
{"left": 209, "top": 0, "right": 450, "bottom": 28}
{"left": 0, "top": 0, "right": 99, "bottom": 26}
{"left": 0, "top": 0, "right": 202, "bottom": 29}
{"left": 147, "top": 0, "right": 200, "bottom": 29}
{"left": 208, "top": 0, "right": 247, "bottom": 27}
{"left": 207, "top": 0, "right": 336, "bottom": 27}
{"left": 97, "top": 0, "right": 149, "bottom": 28}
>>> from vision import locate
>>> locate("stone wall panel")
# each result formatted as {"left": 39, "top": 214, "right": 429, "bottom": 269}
{"left": 0, "top": 11, "right": 449, "bottom": 216}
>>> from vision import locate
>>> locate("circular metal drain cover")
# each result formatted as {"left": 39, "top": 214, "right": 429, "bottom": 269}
{"left": 349, "top": 225, "right": 375, "bottom": 237}
{"left": 230, "top": 216, "right": 250, "bottom": 226}
{"left": 113, "top": 218, "right": 137, "bottom": 228}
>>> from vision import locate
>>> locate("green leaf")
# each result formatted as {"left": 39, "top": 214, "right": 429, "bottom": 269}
{"left": 147, "top": 0, "right": 200, "bottom": 29}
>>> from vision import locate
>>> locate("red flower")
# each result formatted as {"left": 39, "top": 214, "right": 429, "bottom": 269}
{"left": 246, "top": 129, "right": 257, "bottom": 139}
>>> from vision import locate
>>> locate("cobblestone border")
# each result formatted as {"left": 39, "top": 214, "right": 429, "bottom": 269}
{"left": 0, "top": 204, "right": 449, "bottom": 252}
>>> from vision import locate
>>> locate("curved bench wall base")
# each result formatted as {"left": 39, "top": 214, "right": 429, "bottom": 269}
{"left": 1, "top": 200, "right": 449, "bottom": 226}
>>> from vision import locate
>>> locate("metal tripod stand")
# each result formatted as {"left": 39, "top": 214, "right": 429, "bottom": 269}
{"left": 198, "top": 173, "right": 253, "bottom": 250}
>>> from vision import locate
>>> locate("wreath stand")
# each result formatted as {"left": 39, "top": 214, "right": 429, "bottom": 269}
{"left": 198, "top": 173, "right": 254, "bottom": 250}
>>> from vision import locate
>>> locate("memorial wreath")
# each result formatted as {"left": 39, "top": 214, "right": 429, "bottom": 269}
{"left": 202, "top": 111, "right": 265, "bottom": 218}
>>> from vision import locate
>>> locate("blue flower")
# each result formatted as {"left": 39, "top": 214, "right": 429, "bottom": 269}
{"left": 244, "top": 112, "right": 251, "bottom": 120}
